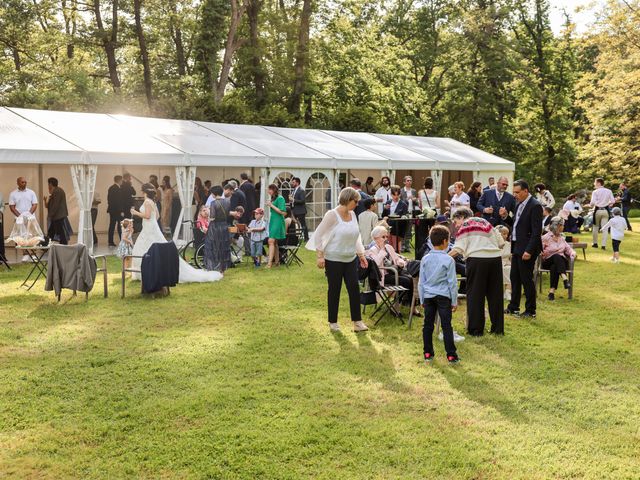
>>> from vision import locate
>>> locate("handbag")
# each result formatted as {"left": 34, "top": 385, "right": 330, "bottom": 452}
{"left": 421, "top": 192, "right": 436, "bottom": 219}
{"left": 405, "top": 259, "right": 421, "bottom": 277}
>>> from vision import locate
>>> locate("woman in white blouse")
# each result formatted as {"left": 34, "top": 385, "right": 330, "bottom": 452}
{"left": 562, "top": 193, "right": 583, "bottom": 233}
{"left": 447, "top": 181, "right": 470, "bottom": 216}
{"left": 309, "top": 187, "right": 369, "bottom": 333}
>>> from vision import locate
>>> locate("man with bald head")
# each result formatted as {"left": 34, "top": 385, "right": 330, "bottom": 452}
{"left": 9, "top": 177, "right": 38, "bottom": 261}
{"left": 476, "top": 176, "right": 516, "bottom": 227}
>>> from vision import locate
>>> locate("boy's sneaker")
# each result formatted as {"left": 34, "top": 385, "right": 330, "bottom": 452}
{"left": 563, "top": 279, "right": 571, "bottom": 289}
{"left": 424, "top": 352, "right": 434, "bottom": 363}
{"left": 548, "top": 292, "right": 555, "bottom": 301}
{"left": 447, "top": 355, "right": 460, "bottom": 364}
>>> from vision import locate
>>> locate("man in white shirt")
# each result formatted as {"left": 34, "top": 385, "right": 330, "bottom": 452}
{"left": 9, "top": 177, "right": 38, "bottom": 262}
{"left": 589, "top": 177, "right": 615, "bottom": 249}
{"left": 374, "top": 176, "right": 391, "bottom": 216}
{"left": 9, "top": 177, "right": 38, "bottom": 219}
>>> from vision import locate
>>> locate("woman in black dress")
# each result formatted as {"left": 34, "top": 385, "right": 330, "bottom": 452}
{"left": 203, "top": 186, "right": 233, "bottom": 272}
{"left": 468, "top": 181, "right": 483, "bottom": 215}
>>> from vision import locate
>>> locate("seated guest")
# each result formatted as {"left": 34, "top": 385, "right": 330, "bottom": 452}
{"left": 358, "top": 198, "right": 379, "bottom": 246}
{"left": 284, "top": 206, "right": 300, "bottom": 246}
{"left": 382, "top": 186, "right": 408, "bottom": 252}
{"left": 367, "top": 226, "right": 414, "bottom": 309}
{"left": 542, "top": 206, "right": 553, "bottom": 232}
{"left": 542, "top": 217, "right": 576, "bottom": 301}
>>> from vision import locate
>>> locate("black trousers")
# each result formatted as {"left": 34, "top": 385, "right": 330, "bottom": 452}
{"left": 48, "top": 218, "right": 68, "bottom": 245}
{"left": 296, "top": 214, "right": 309, "bottom": 241}
{"left": 542, "top": 255, "right": 568, "bottom": 289}
{"left": 325, "top": 258, "right": 361, "bottom": 323}
{"left": 91, "top": 207, "right": 98, "bottom": 245}
{"left": 509, "top": 253, "right": 537, "bottom": 314}
{"left": 622, "top": 205, "right": 632, "bottom": 230}
{"left": 423, "top": 295, "right": 457, "bottom": 357}
{"left": 466, "top": 256, "right": 504, "bottom": 335}
{"left": 108, "top": 213, "right": 122, "bottom": 245}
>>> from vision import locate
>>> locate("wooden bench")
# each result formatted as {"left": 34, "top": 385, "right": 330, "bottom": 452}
{"left": 534, "top": 256, "right": 575, "bottom": 300}
{"left": 570, "top": 242, "right": 587, "bottom": 261}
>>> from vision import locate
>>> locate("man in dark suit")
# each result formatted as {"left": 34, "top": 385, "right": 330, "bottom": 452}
{"left": 44, "top": 177, "right": 69, "bottom": 244}
{"left": 289, "top": 177, "right": 308, "bottom": 241}
{"left": 239, "top": 173, "right": 257, "bottom": 220}
{"left": 476, "top": 176, "right": 516, "bottom": 227}
{"left": 226, "top": 181, "right": 248, "bottom": 225}
{"left": 107, "top": 175, "right": 123, "bottom": 246}
{"left": 350, "top": 178, "right": 370, "bottom": 217}
{"left": 506, "top": 179, "right": 543, "bottom": 318}
{"left": 120, "top": 172, "right": 136, "bottom": 218}
{"left": 483, "top": 177, "right": 495, "bottom": 191}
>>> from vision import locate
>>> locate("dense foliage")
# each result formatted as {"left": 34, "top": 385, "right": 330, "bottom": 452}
{"left": 1, "top": 0, "right": 638, "bottom": 193}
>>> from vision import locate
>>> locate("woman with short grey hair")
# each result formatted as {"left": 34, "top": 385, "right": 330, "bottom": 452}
{"left": 541, "top": 216, "right": 576, "bottom": 300}
{"left": 308, "top": 187, "right": 369, "bottom": 333}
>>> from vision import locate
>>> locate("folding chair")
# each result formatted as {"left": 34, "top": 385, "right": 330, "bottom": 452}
{"left": 283, "top": 228, "right": 305, "bottom": 267}
{"left": 361, "top": 263, "right": 409, "bottom": 326}
{"left": 534, "top": 256, "right": 575, "bottom": 299}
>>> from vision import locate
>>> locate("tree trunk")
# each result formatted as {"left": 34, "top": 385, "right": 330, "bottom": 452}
{"left": 134, "top": 0, "right": 153, "bottom": 108}
{"left": 93, "top": 0, "right": 121, "bottom": 92}
{"left": 288, "top": 0, "right": 312, "bottom": 118}
{"left": 248, "top": 0, "right": 265, "bottom": 107}
{"left": 169, "top": 1, "right": 187, "bottom": 76}
{"left": 62, "top": 0, "right": 78, "bottom": 59}
{"left": 12, "top": 47, "right": 21, "bottom": 71}
{"left": 215, "top": 0, "right": 248, "bottom": 104}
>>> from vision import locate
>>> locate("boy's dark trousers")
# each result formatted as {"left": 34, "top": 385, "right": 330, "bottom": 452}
{"left": 423, "top": 295, "right": 456, "bottom": 357}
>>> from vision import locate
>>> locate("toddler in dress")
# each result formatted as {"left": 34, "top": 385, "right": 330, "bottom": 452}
{"left": 116, "top": 218, "right": 134, "bottom": 268}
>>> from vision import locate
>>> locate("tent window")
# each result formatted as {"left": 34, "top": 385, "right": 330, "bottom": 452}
{"left": 274, "top": 171, "right": 294, "bottom": 202}
{"left": 305, "top": 172, "right": 331, "bottom": 231}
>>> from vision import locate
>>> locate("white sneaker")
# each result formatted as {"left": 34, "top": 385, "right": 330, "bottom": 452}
{"left": 353, "top": 321, "right": 369, "bottom": 332}
{"left": 613, "top": 258, "right": 620, "bottom": 264}
{"left": 438, "top": 331, "right": 465, "bottom": 342}
{"left": 21, "top": 255, "right": 31, "bottom": 263}
{"left": 329, "top": 323, "right": 340, "bottom": 332}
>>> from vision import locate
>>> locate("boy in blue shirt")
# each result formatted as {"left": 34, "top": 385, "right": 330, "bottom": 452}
{"left": 418, "top": 225, "right": 459, "bottom": 363}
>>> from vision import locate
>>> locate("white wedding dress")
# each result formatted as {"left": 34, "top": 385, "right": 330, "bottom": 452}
{"left": 131, "top": 200, "right": 223, "bottom": 283}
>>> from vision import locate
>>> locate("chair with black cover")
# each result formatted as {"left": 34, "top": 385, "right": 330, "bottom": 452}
{"left": 359, "top": 258, "right": 409, "bottom": 326}
{"left": 282, "top": 228, "right": 305, "bottom": 267}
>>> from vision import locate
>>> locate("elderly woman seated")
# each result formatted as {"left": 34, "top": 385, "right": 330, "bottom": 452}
{"left": 541, "top": 216, "right": 576, "bottom": 301}
{"left": 367, "top": 225, "right": 415, "bottom": 309}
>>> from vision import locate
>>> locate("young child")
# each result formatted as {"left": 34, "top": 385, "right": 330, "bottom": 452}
{"left": 116, "top": 218, "right": 134, "bottom": 268}
{"left": 600, "top": 207, "right": 627, "bottom": 263}
{"left": 196, "top": 205, "right": 209, "bottom": 234}
{"left": 496, "top": 225, "right": 512, "bottom": 300}
{"left": 248, "top": 208, "right": 268, "bottom": 267}
{"left": 418, "top": 225, "right": 459, "bottom": 364}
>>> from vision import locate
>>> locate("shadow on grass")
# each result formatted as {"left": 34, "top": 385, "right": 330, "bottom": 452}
{"left": 329, "top": 331, "right": 412, "bottom": 394}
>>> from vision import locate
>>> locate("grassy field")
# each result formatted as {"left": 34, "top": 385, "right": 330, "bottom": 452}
{"left": 1, "top": 223, "right": 640, "bottom": 479}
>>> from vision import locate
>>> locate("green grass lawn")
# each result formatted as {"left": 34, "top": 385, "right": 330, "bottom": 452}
{"left": 1, "top": 223, "right": 640, "bottom": 479}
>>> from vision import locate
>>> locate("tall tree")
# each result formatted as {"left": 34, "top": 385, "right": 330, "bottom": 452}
{"left": 92, "top": 0, "right": 121, "bottom": 92}
{"left": 133, "top": 0, "right": 153, "bottom": 108}
{"left": 288, "top": 0, "right": 312, "bottom": 119}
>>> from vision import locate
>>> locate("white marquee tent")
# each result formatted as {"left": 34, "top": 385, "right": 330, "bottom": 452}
{"left": 0, "top": 107, "right": 515, "bottom": 254}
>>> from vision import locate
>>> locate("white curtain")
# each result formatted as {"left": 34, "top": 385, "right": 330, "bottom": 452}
{"left": 70, "top": 164, "right": 98, "bottom": 254}
{"left": 173, "top": 166, "right": 197, "bottom": 244}
{"left": 433, "top": 170, "right": 443, "bottom": 196}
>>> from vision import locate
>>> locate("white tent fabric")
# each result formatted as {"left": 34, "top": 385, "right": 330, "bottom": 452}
{"left": 173, "top": 166, "right": 197, "bottom": 244}
{"left": 70, "top": 163, "right": 98, "bottom": 253}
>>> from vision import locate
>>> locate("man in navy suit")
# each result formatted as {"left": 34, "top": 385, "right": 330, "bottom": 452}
{"left": 477, "top": 176, "right": 516, "bottom": 227}
{"left": 483, "top": 177, "right": 495, "bottom": 191}
{"left": 505, "top": 179, "right": 543, "bottom": 318}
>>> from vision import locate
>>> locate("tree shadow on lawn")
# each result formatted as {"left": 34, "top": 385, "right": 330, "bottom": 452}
{"left": 329, "top": 331, "right": 412, "bottom": 394}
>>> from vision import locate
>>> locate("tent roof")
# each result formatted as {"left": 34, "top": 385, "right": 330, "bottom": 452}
{"left": 0, "top": 107, "right": 515, "bottom": 172}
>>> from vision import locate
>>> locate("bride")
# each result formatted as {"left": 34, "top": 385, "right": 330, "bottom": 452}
{"left": 129, "top": 183, "right": 223, "bottom": 283}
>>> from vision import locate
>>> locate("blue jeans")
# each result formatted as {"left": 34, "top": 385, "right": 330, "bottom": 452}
{"left": 250, "top": 240, "right": 264, "bottom": 258}
{"left": 423, "top": 295, "right": 457, "bottom": 357}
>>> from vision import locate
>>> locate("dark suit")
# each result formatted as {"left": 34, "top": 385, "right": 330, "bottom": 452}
{"left": 230, "top": 189, "right": 248, "bottom": 224}
{"left": 383, "top": 199, "right": 408, "bottom": 250}
{"left": 239, "top": 181, "right": 257, "bottom": 220}
{"left": 120, "top": 182, "right": 136, "bottom": 215}
{"left": 477, "top": 189, "right": 516, "bottom": 227}
{"left": 354, "top": 190, "right": 371, "bottom": 217}
{"left": 620, "top": 187, "right": 632, "bottom": 230}
{"left": 291, "top": 186, "right": 308, "bottom": 240}
{"left": 508, "top": 196, "right": 543, "bottom": 315}
{"left": 47, "top": 186, "right": 69, "bottom": 244}
{"left": 107, "top": 184, "right": 123, "bottom": 245}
